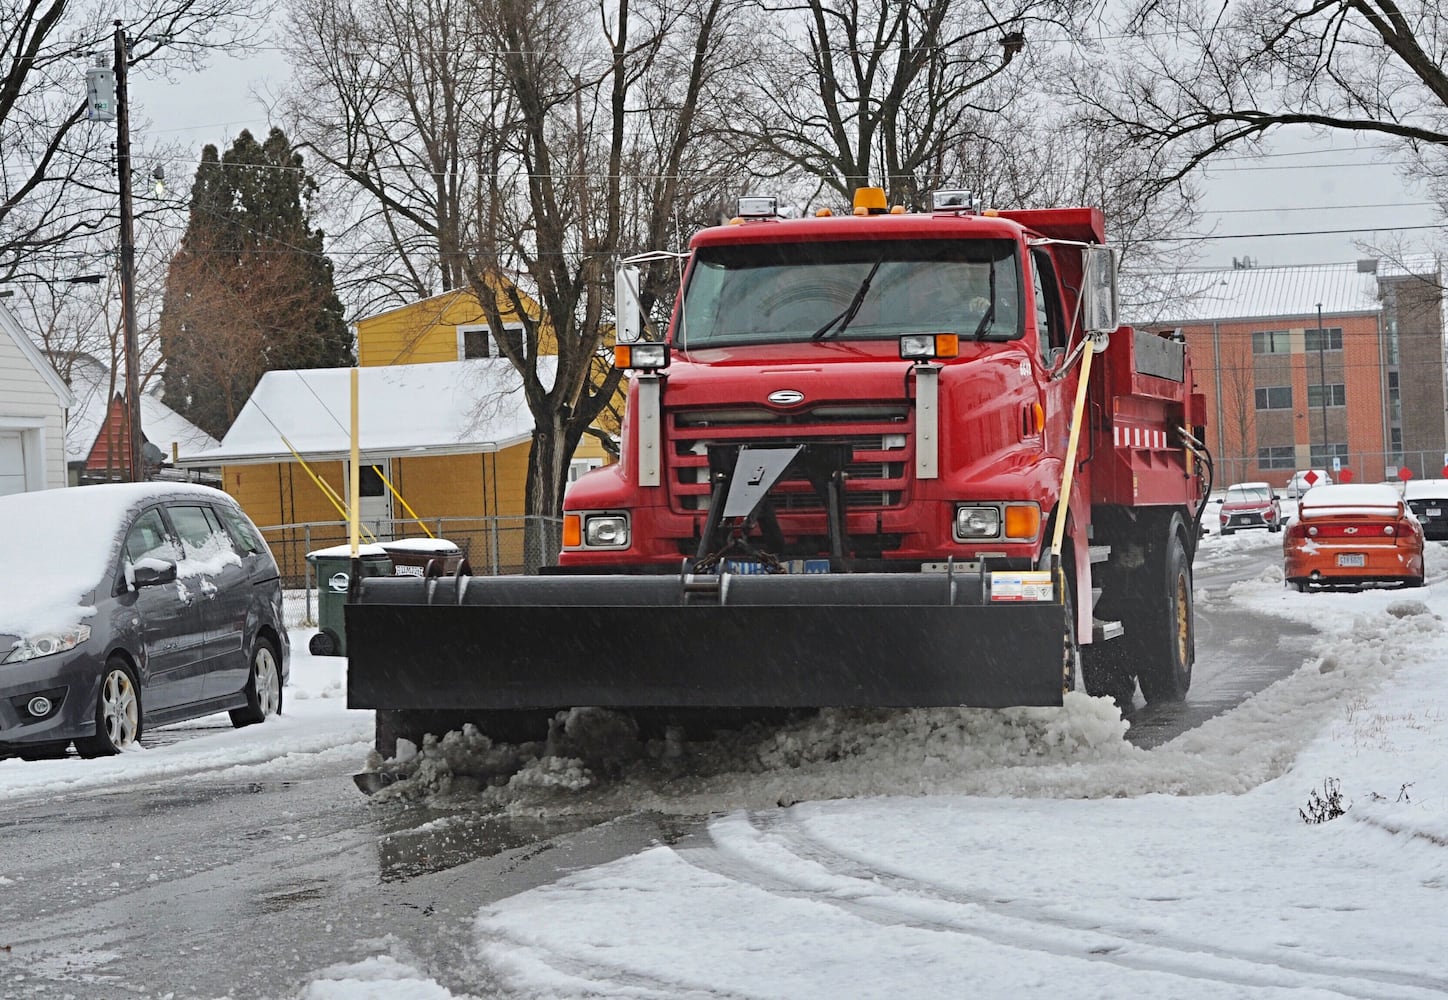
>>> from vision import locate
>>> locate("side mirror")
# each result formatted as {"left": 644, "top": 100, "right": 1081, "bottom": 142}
{"left": 1081, "top": 246, "right": 1119, "bottom": 334}
{"left": 131, "top": 558, "right": 178, "bottom": 588}
{"left": 614, "top": 264, "right": 643, "bottom": 344}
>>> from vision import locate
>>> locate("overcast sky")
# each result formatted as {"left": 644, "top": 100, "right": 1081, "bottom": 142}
{"left": 130, "top": 49, "right": 1438, "bottom": 277}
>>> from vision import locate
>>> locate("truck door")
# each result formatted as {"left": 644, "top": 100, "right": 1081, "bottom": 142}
{"left": 1029, "top": 247, "right": 1073, "bottom": 450}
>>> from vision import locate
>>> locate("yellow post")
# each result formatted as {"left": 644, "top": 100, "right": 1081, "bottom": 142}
{"left": 349, "top": 367, "right": 361, "bottom": 558}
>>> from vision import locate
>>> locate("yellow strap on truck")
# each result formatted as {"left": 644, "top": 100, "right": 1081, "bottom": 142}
{"left": 1050, "top": 335, "right": 1099, "bottom": 561}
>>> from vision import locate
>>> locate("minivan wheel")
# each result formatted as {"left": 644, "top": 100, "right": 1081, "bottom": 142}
{"left": 231, "top": 638, "right": 282, "bottom": 728}
{"left": 75, "top": 658, "right": 142, "bottom": 757}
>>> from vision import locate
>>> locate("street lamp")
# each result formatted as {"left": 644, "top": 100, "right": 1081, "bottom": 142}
{"left": 1316, "top": 302, "right": 1329, "bottom": 472}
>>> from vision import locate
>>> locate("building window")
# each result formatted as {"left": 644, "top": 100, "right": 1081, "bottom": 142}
{"left": 568, "top": 458, "right": 604, "bottom": 483}
{"left": 457, "top": 322, "right": 525, "bottom": 360}
{"left": 1308, "top": 443, "right": 1349, "bottom": 466}
{"left": 1254, "top": 385, "right": 1292, "bottom": 410}
{"left": 1257, "top": 446, "right": 1296, "bottom": 470}
{"left": 1251, "top": 330, "right": 1291, "bottom": 354}
{"left": 457, "top": 325, "right": 491, "bottom": 359}
{"left": 1306, "top": 383, "right": 1347, "bottom": 407}
{"left": 1304, "top": 327, "right": 1344, "bottom": 352}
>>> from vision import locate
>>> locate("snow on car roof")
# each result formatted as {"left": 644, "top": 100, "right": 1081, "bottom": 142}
{"left": 0, "top": 482, "right": 233, "bottom": 636}
{"left": 1297, "top": 483, "right": 1403, "bottom": 516}
{"left": 1403, "top": 479, "right": 1448, "bottom": 500}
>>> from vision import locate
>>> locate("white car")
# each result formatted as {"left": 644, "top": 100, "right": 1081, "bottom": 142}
{"left": 1286, "top": 469, "right": 1334, "bottom": 500}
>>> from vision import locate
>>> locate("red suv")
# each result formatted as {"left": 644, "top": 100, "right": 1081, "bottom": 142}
{"left": 1220, "top": 482, "right": 1282, "bottom": 535}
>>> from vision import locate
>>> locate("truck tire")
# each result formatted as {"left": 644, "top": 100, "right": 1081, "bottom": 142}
{"left": 1134, "top": 523, "right": 1194, "bottom": 704}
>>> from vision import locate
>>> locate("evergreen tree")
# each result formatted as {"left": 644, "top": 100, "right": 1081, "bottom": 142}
{"left": 159, "top": 128, "right": 353, "bottom": 439}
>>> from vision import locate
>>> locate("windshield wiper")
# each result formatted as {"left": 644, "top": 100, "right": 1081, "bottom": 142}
{"left": 811, "top": 257, "right": 884, "bottom": 341}
{"left": 970, "top": 259, "right": 998, "bottom": 340}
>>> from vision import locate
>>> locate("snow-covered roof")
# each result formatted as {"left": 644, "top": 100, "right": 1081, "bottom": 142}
{"left": 59, "top": 354, "right": 218, "bottom": 464}
{"left": 1129, "top": 254, "right": 1441, "bottom": 325}
{"left": 0, "top": 302, "right": 73, "bottom": 408}
{"left": 178, "top": 358, "right": 554, "bottom": 466}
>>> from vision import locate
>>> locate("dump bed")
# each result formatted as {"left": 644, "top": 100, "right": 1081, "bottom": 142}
{"left": 1089, "top": 327, "right": 1206, "bottom": 509}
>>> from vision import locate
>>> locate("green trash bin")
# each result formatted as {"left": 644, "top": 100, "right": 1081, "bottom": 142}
{"left": 306, "top": 543, "right": 392, "bottom": 656}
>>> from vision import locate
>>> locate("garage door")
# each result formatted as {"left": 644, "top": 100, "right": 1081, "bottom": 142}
{"left": 0, "top": 430, "right": 27, "bottom": 496}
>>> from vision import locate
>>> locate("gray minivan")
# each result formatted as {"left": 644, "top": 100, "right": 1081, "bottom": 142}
{"left": 0, "top": 483, "right": 289, "bottom": 758}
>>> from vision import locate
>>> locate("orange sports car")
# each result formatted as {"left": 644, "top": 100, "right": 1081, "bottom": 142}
{"left": 1283, "top": 483, "right": 1424, "bottom": 592}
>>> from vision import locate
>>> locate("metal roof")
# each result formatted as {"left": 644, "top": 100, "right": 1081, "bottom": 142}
{"left": 1127, "top": 255, "right": 1441, "bottom": 326}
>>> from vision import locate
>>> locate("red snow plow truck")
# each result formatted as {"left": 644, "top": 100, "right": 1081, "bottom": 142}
{"left": 347, "top": 188, "right": 1211, "bottom": 756}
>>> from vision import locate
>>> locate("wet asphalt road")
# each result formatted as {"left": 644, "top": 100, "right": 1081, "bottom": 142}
{"left": 0, "top": 537, "right": 1339, "bottom": 999}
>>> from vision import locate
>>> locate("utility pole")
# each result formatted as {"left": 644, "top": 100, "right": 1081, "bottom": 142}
{"left": 114, "top": 21, "right": 144, "bottom": 483}
{"left": 1316, "top": 302, "right": 1329, "bottom": 471}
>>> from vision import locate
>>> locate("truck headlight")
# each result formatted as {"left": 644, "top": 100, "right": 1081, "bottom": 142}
{"left": 899, "top": 334, "right": 959, "bottom": 360}
{"left": 614, "top": 343, "right": 670, "bottom": 370}
{"left": 3, "top": 624, "right": 92, "bottom": 664}
{"left": 955, "top": 506, "right": 1000, "bottom": 539}
{"left": 584, "top": 514, "right": 630, "bottom": 548}
{"left": 953, "top": 503, "right": 1040, "bottom": 542}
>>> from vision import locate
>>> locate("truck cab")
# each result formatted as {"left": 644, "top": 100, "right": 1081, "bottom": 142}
{"left": 562, "top": 190, "right": 1111, "bottom": 577}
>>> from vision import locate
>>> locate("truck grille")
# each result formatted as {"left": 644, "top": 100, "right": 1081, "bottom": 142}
{"left": 668, "top": 405, "right": 911, "bottom": 513}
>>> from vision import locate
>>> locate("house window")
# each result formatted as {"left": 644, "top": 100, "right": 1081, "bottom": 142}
{"left": 568, "top": 458, "right": 604, "bottom": 483}
{"left": 456, "top": 325, "right": 491, "bottom": 359}
{"left": 1306, "top": 383, "right": 1346, "bottom": 408}
{"left": 1257, "top": 446, "right": 1295, "bottom": 470}
{"left": 456, "top": 323, "right": 526, "bottom": 360}
{"left": 1251, "top": 330, "right": 1290, "bottom": 354}
{"left": 1254, "top": 385, "right": 1292, "bottom": 410}
{"left": 1304, "top": 327, "right": 1343, "bottom": 352}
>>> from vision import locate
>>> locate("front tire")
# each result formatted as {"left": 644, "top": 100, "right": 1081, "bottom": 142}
{"left": 230, "top": 638, "right": 282, "bottom": 727}
{"left": 1136, "top": 526, "right": 1194, "bottom": 704}
{"left": 76, "top": 658, "right": 142, "bottom": 757}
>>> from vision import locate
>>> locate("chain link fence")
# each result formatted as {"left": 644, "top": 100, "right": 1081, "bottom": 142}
{"left": 1212, "top": 447, "right": 1448, "bottom": 492}
{"left": 259, "top": 515, "right": 563, "bottom": 620}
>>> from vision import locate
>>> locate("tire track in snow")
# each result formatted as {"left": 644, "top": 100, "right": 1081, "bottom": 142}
{"left": 664, "top": 811, "right": 1448, "bottom": 999}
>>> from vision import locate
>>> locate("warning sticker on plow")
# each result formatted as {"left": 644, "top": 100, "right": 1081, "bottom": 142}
{"left": 989, "top": 571, "right": 1054, "bottom": 602}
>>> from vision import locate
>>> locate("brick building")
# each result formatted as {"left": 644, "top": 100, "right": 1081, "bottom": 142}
{"left": 1133, "top": 257, "right": 1446, "bottom": 489}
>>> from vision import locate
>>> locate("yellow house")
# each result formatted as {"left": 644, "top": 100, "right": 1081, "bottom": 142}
{"left": 180, "top": 285, "right": 614, "bottom": 581}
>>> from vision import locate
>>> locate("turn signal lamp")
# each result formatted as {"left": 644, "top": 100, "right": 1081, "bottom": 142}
{"left": 562, "top": 514, "right": 582, "bottom": 548}
{"left": 899, "top": 333, "right": 959, "bottom": 360}
{"left": 1004, "top": 504, "right": 1041, "bottom": 540}
{"left": 614, "top": 343, "right": 670, "bottom": 370}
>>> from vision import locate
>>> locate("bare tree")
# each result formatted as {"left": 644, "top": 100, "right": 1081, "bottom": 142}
{"left": 281, "top": 0, "right": 743, "bottom": 526}
{"left": 0, "top": 0, "right": 270, "bottom": 283}
{"left": 727, "top": 0, "right": 1097, "bottom": 207}
{"left": 463, "top": 0, "right": 745, "bottom": 526}
{"left": 1070, "top": 0, "right": 1448, "bottom": 221}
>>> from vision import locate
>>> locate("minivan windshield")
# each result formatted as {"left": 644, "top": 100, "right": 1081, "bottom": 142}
{"left": 679, "top": 238, "right": 1021, "bottom": 350}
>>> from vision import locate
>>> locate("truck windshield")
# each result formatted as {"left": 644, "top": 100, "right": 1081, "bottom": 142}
{"left": 679, "top": 238, "right": 1021, "bottom": 349}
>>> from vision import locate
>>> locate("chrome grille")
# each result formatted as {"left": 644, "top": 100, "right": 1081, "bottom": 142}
{"left": 668, "top": 406, "right": 911, "bottom": 514}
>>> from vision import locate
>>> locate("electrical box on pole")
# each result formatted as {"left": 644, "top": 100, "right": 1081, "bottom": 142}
{"left": 85, "top": 57, "right": 117, "bottom": 122}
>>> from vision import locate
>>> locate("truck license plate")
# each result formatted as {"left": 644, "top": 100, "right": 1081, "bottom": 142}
{"left": 1337, "top": 553, "right": 1366, "bottom": 568}
{"left": 1429, "top": 508, "right": 1442, "bottom": 517}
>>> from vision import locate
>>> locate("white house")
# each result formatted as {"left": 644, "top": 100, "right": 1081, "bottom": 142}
{"left": 0, "top": 302, "right": 73, "bottom": 495}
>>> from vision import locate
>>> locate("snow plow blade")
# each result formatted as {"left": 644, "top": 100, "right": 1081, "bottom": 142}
{"left": 345, "top": 572, "right": 1068, "bottom": 713}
